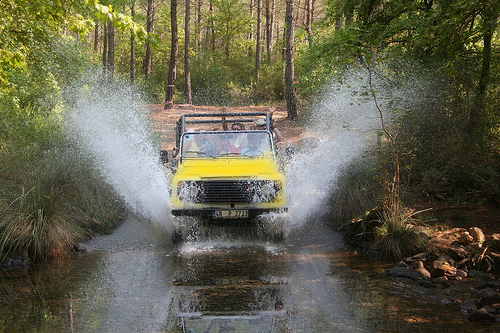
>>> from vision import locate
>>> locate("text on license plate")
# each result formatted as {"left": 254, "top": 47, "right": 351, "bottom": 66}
{"left": 213, "top": 210, "right": 248, "bottom": 218}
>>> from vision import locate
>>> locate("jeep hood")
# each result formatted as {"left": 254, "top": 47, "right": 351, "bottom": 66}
{"left": 177, "top": 157, "right": 282, "bottom": 178}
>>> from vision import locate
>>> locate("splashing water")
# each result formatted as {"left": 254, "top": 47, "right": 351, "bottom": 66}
{"left": 66, "top": 78, "right": 172, "bottom": 232}
{"left": 285, "top": 70, "right": 384, "bottom": 231}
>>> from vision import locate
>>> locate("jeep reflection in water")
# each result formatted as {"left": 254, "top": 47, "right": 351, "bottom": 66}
{"left": 170, "top": 112, "right": 287, "bottom": 223}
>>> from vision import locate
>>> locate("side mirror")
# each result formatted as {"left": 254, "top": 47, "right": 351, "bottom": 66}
{"left": 160, "top": 150, "right": 169, "bottom": 164}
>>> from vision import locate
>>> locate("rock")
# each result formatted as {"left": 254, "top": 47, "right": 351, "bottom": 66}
{"left": 460, "top": 299, "right": 478, "bottom": 315}
{"left": 468, "top": 270, "right": 495, "bottom": 280}
{"left": 469, "top": 308, "right": 495, "bottom": 322}
{"left": 433, "top": 276, "right": 449, "bottom": 286}
{"left": 430, "top": 260, "right": 457, "bottom": 278}
{"left": 0, "top": 250, "right": 29, "bottom": 269}
{"left": 447, "top": 246, "right": 468, "bottom": 260}
{"left": 469, "top": 227, "right": 485, "bottom": 245}
{"left": 492, "top": 234, "right": 500, "bottom": 251}
{"left": 479, "top": 292, "right": 500, "bottom": 307}
{"left": 456, "top": 257, "right": 471, "bottom": 271}
{"left": 413, "top": 261, "right": 431, "bottom": 280}
{"left": 441, "top": 298, "right": 453, "bottom": 305}
{"left": 387, "top": 266, "right": 428, "bottom": 281}
{"left": 403, "top": 252, "right": 432, "bottom": 265}
{"left": 478, "top": 281, "right": 500, "bottom": 291}
{"left": 396, "top": 261, "right": 409, "bottom": 268}
{"left": 420, "top": 280, "right": 438, "bottom": 288}
{"left": 437, "top": 255, "right": 455, "bottom": 266}
{"left": 459, "top": 232, "right": 474, "bottom": 245}
{"left": 456, "top": 269, "right": 468, "bottom": 278}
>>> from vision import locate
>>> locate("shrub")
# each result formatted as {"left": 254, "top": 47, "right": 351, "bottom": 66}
{"left": 0, "top": 141, "right": 125, "bottom": 262}
{"left": 331, "top": 158, "right": 381, "bottom": 227}
{"left": 369, "top": 208, "right": 432, "bottom": 262}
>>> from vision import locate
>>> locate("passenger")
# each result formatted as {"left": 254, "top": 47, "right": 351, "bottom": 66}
{"left": 216, "top": 134, "right": 233, "bottom": 155}
{"left": 221, "top": 108, "right": 229, "bottom": 131}
{"left": 241, "top": 132, "right": 270, "bottom": 156}
{"left": 182, "top": 130, "right": 214, "bottom": 156}
{"left": 252, "top": 118, "right": 267, "bottom": 130}
{"left": 252, "top": 118, "right": 283, "bottom": 143}
{"left": 231, "top": 122, "right": 245, "bottom": 131}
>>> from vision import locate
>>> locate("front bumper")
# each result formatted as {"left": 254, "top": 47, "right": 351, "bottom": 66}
{"left": 171, "top": 207, "right": 287, "bottom": 218}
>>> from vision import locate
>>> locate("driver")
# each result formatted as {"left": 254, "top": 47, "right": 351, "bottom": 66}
{"left": 241, "top": 132, "right": 270, "bottom": 156}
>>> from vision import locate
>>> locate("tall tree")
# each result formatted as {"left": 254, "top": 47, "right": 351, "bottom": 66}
{"left": 305, "top": 0, "right": 313, "bottom": 46}
{"left": 164, "top": 0, "right": 179, "bottom": 109}
{"left": 285, "top": 0, "right": 297, "bottom": 120}
{"left": 102, "top": 21, "right": 108, "bottom": 77}
{"left": 265, "top": 0, "right": 275, "bottom": 61}
{"left": 469, "top": 4, "right": 499, "bottom": 139}
{"left": 94, "top": 22, "right": 99, "bottom": 51}
{"left": 145, "top": 0, "right": 156, "bottom": 80}
{"left": 185, "top": 0, "right": 193, "bottom": 104}
{"left": 195, "top": 0, "right": 203, "bottom": 50}
{"left": 107, "top": 20, "right": 115, "bottom": 83}
{"left": 255, "top": 0, "right": 263, "bottom": 82}
{"left": 130, "top": 1, "right": 136, "bottom": 85}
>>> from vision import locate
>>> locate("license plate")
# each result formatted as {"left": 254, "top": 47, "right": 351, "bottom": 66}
{"left": 213, "top": 210, "right": 248, "bottom": 219}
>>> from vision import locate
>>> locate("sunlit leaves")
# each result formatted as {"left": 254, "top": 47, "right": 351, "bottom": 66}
{"left": 88, "top": 0, "right": 146, "bottom": 37}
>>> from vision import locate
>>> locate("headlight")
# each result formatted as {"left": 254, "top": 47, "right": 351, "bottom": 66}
{"left": 261, "top": 182, "right": 276, "bottom": 198}
{"left": 254, "top": 180, "right": 282, "bottom": 202}
{"left": 177, "top": 181, "right": 202, "bottom": 202}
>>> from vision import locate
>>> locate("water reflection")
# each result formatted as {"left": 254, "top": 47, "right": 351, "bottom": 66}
{"left": 0, "top": 217, "right": 494, "bottom": 332}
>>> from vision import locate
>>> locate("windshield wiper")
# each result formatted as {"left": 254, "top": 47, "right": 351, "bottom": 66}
{"left": 184, "top": 150, "right": 206, "bottom": 155}
{"left": 183, "top": 150, "right": 219, "bottom": 158}
{"left": 219, "top": 153, "right": 241, "bottom": 157}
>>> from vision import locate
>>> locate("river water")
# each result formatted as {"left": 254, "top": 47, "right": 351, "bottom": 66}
{"left": 0, "top": 215, "right": 491, "bottom": 333}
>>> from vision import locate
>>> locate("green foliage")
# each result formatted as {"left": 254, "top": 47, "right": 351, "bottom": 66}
{"left": 0, "top": 150, "right": 125, "bottom": 261}
{"left": 211, "top": 0, "right": 253, "bottom": 57}
{"left": 369, "top": 208, "right": 432, "bottom": 262}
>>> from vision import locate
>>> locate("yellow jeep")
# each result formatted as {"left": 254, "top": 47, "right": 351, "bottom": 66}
{"left": 170, "top": 112, "right": 287, "bottom": 220}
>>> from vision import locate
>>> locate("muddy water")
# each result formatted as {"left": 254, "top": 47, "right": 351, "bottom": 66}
{"left": 0, "top": 217, "right": 494, "bottom": 332}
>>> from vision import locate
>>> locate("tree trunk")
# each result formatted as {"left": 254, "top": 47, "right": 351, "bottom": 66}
{"left": 265, "top": 0, "right": 275, "bottom": 61}
{"left": 249, "top": 0, "right": 254, "bottom": 49}
{"left": 255, "top": 0, "right": 262, "bottom": 83}
{"left": 305, "top": 0, "right": 313, "bottom": 46}
{"left": 164, "top": 0, "right": 179, "bottom": 110}
{"left": 210, "top": 2, "right": 216, "bottom": 53}
{"left": 145, "top": 0, "right": 156, "bottom": 80}
{"left": 102, "top": 21, "right": 107, "bottom": 77}
{"left": 94, "top": 22, "right": 99, "bottom": 52}
{"left": 107, "top": 21, "right": 115, "bottom": 84}
{"left": 285, "top": 0, "right": 297, "bottom": 120}
{"left": 185, "top": 0, "right": 192, "bottom": 104}
{"left": 130, "top": 2, "right": 136, "bottom": 85}
{"left": 195, "top": 0, "right": 202, "bottom": 50}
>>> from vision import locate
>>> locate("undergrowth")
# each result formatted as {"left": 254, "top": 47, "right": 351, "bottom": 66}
{"left": 369, "top": 208, "right": 432, "bottom": 262}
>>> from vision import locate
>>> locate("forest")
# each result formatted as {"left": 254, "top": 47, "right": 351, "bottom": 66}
{"left": 0, "top": 0, "right": 499, "bottom": 262}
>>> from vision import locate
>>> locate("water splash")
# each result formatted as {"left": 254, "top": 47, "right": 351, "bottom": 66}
{"left": 285, "top": 69, "right": 383, "bottom": 230}
{"left": 66, "top": 76, "right": 172, "bottom": 232}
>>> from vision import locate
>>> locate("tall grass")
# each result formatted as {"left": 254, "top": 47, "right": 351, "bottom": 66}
{"left": 369, "top": 208, "right": 432, "bottom": 262}
{"left": 0, "top": 146, "right": 126, "bottom": 262}
{"left": 330, "top": 159, "right": 381, "bottom": 227}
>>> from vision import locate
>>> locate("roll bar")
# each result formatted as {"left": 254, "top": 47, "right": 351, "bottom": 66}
{"left": 175, "top": 112, "right": 273, "bottom": 147}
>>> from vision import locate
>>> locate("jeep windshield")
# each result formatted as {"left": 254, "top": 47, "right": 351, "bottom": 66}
{"left": 181, "top": 131, "right": 273, "bottom": 158}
